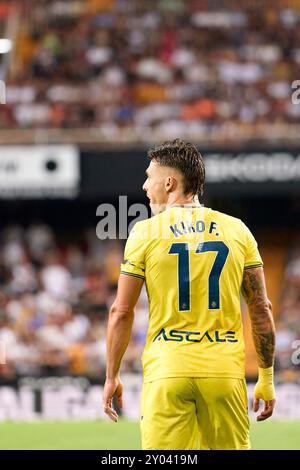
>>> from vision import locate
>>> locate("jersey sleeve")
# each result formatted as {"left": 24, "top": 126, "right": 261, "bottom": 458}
{"left": 242, "top": 223, "right": 263, "bottom": 269}
{"left": 120, "top": 222, "right": 147, "bottom": 280}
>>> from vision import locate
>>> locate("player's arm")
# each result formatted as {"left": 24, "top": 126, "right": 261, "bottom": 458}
{"left": 103, "top": 273, "right": 144, "bottom": 422}
{"left": 242, "top": 266, "right": 276, "bottom": 421}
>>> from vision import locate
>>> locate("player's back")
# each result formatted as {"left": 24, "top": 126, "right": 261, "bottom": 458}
{"left": 121, "top": 205, "right": 262, "bottom": 382}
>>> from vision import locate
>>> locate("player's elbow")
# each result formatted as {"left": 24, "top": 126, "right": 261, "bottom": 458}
{"left": 249, "top": 298, "right": 275, "bottom": 329}
{"left": 267, "top": 298, "right": 273, "bottom": 312}
{"left": 249, "top": 297, "right": 272, "bottom": 313}
{"left": 259, "top": 298, "right": 273, "bottom": 315}
{"left": 109, "top": 302, "right": 134, "bottom": 321}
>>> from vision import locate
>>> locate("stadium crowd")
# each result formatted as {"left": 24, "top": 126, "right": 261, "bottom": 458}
{"left": 0, "top": 223, "right": 148, "bottom": 379}
{"left": 1, "top": 0, "right": 300, "bottom": 142}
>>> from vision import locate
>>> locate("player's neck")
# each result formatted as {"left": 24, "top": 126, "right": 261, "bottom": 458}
{"left": 166, "top": 194, "right": 201, "bottom": 208}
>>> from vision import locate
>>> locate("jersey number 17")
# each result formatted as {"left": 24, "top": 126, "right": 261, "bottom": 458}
{"left": 168, "top": 241, "right": 229, "bottom": 311}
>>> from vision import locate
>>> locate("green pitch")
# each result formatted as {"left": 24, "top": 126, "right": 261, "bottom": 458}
{"left": 0, "top": 420, "right": 299, "bottom": 450}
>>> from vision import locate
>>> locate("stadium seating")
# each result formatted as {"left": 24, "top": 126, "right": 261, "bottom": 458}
{"left": 0, "top": 0, "right": 300, "bottom": 144}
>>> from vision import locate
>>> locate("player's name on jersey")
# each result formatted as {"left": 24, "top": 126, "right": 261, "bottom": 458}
{"left": 153, "top": 328, "right": 238, "bottom": 343}
{"left": 170, "top": 220, "right": 219, "bottom": 238}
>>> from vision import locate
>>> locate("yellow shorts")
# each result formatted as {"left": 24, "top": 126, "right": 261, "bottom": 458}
{"left": 140, "top": 377, "right": 250, "bottom": 450}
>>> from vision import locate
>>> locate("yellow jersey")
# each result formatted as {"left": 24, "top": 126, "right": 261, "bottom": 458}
{"left": 120, "top": 206, "right": 263, "bottom": 383}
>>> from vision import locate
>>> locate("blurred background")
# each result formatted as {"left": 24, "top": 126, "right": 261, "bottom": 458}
{"left": 0, "top": 0, "right": 299, "bottom": 449}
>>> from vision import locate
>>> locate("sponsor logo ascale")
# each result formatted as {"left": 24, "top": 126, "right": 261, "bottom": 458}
{"left": 153, "top": 328, "right": 238, "bottom": 343}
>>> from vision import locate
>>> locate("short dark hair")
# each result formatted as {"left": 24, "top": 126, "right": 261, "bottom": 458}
{"left": 147, "top": 138, "right": 205, "bottom": 196}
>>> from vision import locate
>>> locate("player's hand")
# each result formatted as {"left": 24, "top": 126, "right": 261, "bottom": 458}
{"left": 103, "top": 376, "right": 123, "bottom": 422}
{"left": 253, "top": 367, "right": 276, "bottom": 421}
{"left": 253, "top": 396, "right": 276, "bottom": 421}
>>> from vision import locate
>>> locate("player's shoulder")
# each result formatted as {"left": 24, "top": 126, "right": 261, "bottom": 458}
{"left": 209, "top": 207, "right": 243, "bottom": 227}
{"left": 131, "top": 217, "right": 150, "bottom": 230}
{"left": 136, "top": 211, "right": 167, "bottom": 227}
{"left": 210, "top": 208, "right": 255, "bottom": 245}
{"left": 131, "top": 211, "right": 170, "bottom": 240}
{"left": 129, "top": 217, "right": 154, "bottom": 241}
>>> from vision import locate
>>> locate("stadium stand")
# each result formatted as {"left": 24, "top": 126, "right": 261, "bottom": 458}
{"left": 0, "top": 224, "right": 147, "bottom": 379}
{"left": 0, "top": 0, "right": 300, "bottom": 144}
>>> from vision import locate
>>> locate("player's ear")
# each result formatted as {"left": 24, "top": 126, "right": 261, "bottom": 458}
{"left": 165, "top": 176, "right": 176, "bottom": 193}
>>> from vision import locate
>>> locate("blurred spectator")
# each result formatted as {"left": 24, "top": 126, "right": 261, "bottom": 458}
{"left": 40, "top": 250, "right": 72, "bottom": 299}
